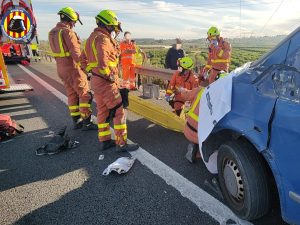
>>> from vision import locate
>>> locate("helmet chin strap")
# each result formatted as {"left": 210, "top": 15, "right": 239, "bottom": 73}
{"left": 71, "top": 22, "right": 76, "bottom": 28}
{"left": 105, "top": 25, "right": 115, "bottom": 34}
{"left": 62, "top": 20, "right": 75, "bottom": 29}
{"left": 180, "top": 68, "right": 187, "bottom": 75}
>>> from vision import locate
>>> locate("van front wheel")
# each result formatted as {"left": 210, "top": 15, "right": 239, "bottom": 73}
{"left": 217, "top": 141, "right": 271, "bottom": 220}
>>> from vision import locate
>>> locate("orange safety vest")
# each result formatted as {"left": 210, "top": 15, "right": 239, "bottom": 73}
{"left": 120, "top": 41, "right": 135, "bottom": 64}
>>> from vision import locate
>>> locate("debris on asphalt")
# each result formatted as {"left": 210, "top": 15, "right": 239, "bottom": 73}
{"left": 98, "top": 154, "right": 104, "bottom": 160}
{"left": 102, "top": 157, "right": 136, "bottom": 176}
{"left": 91, "top": 115, "right": 97, "bottom": 124}
{"left": 36, "top": 126, "right": 79, "bottom": 156}
{"left": 43, "top": 130, "right": 55, "bottom": 138}
{"left": 204, "top": 178, "right": 224, "bottom": 200}
{"left": 0, "top": 113, "right": 24, "bottom": 142}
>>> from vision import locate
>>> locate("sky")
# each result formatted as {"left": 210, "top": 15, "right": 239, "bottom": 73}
{"left": 32, "top": 0, "right": 300, "bottom": 40}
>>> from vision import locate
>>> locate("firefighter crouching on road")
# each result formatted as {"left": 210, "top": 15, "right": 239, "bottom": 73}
{"left": 49, "top": 7, "right": 97, "bottom": 130}
{"left": 80, "top": 10, "right": 139, "bottom": 152}
{"left": 165, "top": 57, "right": 199, "bottom": 116}
{"left": 120, "top": 31, "right": 137, "bottom": 90}
{"left": 180, "top": 72, "right": 229, "bottom": 162}
{"left": 201, "top": 27, "right": 231, "bottom": 84}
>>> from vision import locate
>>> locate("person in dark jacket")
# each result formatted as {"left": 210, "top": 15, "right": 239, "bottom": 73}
{"left": 165, "top": 38, "right": 185, "bottom": 70}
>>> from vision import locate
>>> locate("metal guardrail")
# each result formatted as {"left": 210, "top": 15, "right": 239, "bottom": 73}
{"left": 135, "top": 66, "right": 174, "bottom": 80}
{"left": 39, "top": 50, "right": 54, "bottom": 62}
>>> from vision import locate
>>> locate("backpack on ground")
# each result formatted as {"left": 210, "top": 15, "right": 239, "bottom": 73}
{"left": 0, "top": 114, "right": 24, "bottom": 141}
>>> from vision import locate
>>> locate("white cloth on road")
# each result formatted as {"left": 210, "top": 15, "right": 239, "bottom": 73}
{"left": 102, "top": 157, "right": 136, "bottom": 176}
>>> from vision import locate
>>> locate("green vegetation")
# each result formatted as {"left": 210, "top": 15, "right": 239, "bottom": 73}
{"left": 144, "top": 46, "right": 271, "bottom": 71}
{"left": 138, "top": 35, "right": 285, "bottom": 71}
{"left": 134, "top": 35, "right": 285, "bottom": 48}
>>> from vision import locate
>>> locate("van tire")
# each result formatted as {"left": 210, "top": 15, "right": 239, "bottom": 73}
{"left": 217, "top": 140, "right": 271, "bottom": 220}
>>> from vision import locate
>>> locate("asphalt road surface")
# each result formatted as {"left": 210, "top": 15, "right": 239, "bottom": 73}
{"left": 0, "top": 61, "right": 288, "bottom": 225}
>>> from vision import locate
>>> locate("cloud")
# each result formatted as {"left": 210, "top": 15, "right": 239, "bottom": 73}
{"left": 33, "top": 0, "right": 300, "bottom": 40}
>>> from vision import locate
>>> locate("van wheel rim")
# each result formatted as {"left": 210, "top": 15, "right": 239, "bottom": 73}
{"left": 223, "top": 159, "right": 244, "bottom": 202}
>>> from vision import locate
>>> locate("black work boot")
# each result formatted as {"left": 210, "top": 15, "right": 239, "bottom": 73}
{"left": 116, "top": 143, "right": 139, "bottom": 152}
{"left": 82, "top": 115, "right": 98, "bottom": 131}
{"left": 99, "top": 140, "right": 116, "bottom": 151}
{"left": 72, "top": 116, "right": 83, "bottom": 130}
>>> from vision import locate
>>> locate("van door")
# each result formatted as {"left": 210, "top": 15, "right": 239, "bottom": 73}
{"left": 268, "top": 63, "right": 300, "bottom": 223}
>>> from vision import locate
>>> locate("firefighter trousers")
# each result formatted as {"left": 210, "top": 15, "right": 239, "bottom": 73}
{"left": 91, "top": 76, "right": 127, "bottom": 146}
{"left": 57, "top": 63, "right": 92, "bottom": 120}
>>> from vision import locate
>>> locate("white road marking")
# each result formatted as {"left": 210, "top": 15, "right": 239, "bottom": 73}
{"left": 18, "top": 65, "right": 68, "bottom": 104}
{"left": 18, "top": 64, "right": 252, "bottom": 225}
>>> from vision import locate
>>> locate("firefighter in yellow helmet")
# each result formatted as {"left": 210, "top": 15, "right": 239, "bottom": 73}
{"left": 165, "top": 57, "right": 199, "bottom": 116}
{"left": 180, "top": 71, "right": 229, "bottom": 162}
{"left": 201, "top": 26, "right": 231, "bottom": 84}
{"left": 48, "top": 7, "right": 97, "bottom": 130}
{"left": 80, "top": 10, "right": 139, "bottom": 152}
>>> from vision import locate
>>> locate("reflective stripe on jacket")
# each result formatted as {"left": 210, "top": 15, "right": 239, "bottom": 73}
{"left": 48, "top": 22, "right": 82, "bottom": 63}
{"left": 181, "top": 87, "right": 205, "bottom": 144}
{"left": 50, "top": 29, "right": 70, "bottom": 57}
{"left": 187, "top": 88, "right": 205, "bottom": 122}
{"left": 80, "top": 27, "right": 120, "bottom": 80}
{"left": 120, "top": 41, "right": 135, "bottom": 63}
{"left": 205, "top": 37, "right": 231, "bottom": 72}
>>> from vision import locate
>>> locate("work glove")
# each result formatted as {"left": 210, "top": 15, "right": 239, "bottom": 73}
{"left": 165, "top": 95, "right": 171, "bottom": 102}
{"left": 87, "top": 72, "right": 92, "bottom": 81}
{"left": 203, "top": 71, "right": 210, "bottom": 80}
{"left": 211, "top": 39, "right": 218, "bottom": 48}
{"left": 200, "top": 68, "right": 208, "bottom": 80}
{"left": 108, "top": 74, "right": 116, "bottom": 82}
{"left": 176, "top": 87, "right": 187, "bottom": 93}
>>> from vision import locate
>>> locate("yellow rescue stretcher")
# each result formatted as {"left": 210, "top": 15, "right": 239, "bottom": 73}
{"left": 127, "top": 64, "right": 185, "bottom": 132}
{"left": 128, "top": 93, "right": 185, "bottom": 132}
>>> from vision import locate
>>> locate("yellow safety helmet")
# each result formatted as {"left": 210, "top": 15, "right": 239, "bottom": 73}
{"left": 207, "top": 26, "right": 220, "bottom": 37}
{"left": 178, "top": 57, "right": 194, "bottom": 70}
{"left": 58, "top": 7, "right": 82, "bottom": 25}
{"left": 95, "top": 10, "right": 119, "bottom": 27}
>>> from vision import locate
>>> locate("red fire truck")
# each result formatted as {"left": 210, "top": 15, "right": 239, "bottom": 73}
{"left": 0, "top": 0, "right": 37, "bottom": 92}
